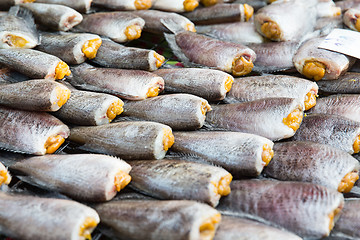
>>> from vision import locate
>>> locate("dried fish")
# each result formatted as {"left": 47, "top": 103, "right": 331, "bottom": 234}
{"left": 68, "top": 63, "right": 164, "bottom": 100}
{"left": 133, "top": 10, "right": 196, "bottom": 34}
{"left": 0, "top": 66, "right": 29, "bottom": 83}
{"left": 343, "top": 8, "right": 360, "bottom": 31}
{"left": 214, "top": 216, "right": 302, "bottom": 240}
{"left": 73, "top": 12, "right": 145, "bottom": 43}
{"left": 232, "top": 0, "right": 267, "bottom": 11}
{"left": 0, "top": 161, "right": 11, "bottom": 187}
{"left": 316, "top": 72, "right": 360, "bottom": 94}
{"left": 0, "top": 79, "right": 71, "bottom": 112}
{"left": 293, "top": 37, "right": 355, "bottom": 81}
{"left": 205, "top": 98, "right": 304, "bottom": 141}
{"left": 94, "top": 200, "right": 221, "bottom": 240}
{"left": 92, "top": 0, "right": 152, "bottom": 10}
{"left": 217, "top": 180, "right": 344, "bottom": 238}
{"left": 0, "top": 106, "right": 69, "bottom": 155}
{"left": 225, "top": 75, "right": 318, "bottom": 111}
{"left": 120, "top": 94, "right": 211, "bottom": 130}
{"left": 17, "top": 3, "right": 83, "bottom": 31}
{"left": 129, "top": 159, "right": 232, "bottom": 207}
{"left": 0, "top": 0, "right": 34, "bottom": 10}
{"left": 332, "top": 198, "right": 360, "bottom": 238}
{"left": 0, "top": 191, "right": 100, "bottom": 240}
{"left": 8, "top": 154, "right": 131, "bottom": 202}
{"left": 69, "top": 121, "right": 174, "bottom": 160}
{"left": 37, "top": 32, "right": 102, "bottom": 65}
{"left": 264, "top": 141, "right": 360, "bottom": 193}
{"left": 54, "top": 84, "right": 123, "bottom": 126}
{"left": 34, "top": 0, "right": 92, "bottom": 13}
{"left": 292, "top": 113, "right": 360, "bottom": 154}
{"left": 90, "top": 38, "right": 164, "bottom": 71}
{"left": 336, "top": 0, "right": 360, "bottom": 12}
{"left": 0, "top": 48, "right": 71, "bottom": 80}
{"left": 317, "top": 0, "right": 341, "bottom": 18}
{"left": 0, "top": 6, "right": 39, "bottom": 49}
{"left": 170, "top": 131, "right": 274, "bottom": 178}
{"left": 152, "top": 0, "right": 199, "bottom": 12}
{"left": 154, "top": 68, "right": 233, "bottom": 101}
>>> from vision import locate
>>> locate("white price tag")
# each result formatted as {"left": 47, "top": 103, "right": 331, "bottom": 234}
{"left": 318, "top": 28, "right": 360, "bottom": 59}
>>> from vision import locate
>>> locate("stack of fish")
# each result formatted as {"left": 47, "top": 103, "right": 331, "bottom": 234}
{"left": 0, "top": 0, "right": 360, "bottom": 239}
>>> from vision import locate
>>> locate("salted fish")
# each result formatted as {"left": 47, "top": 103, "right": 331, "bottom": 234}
{"left": 92, "top": 0, "right": 152, "bottom": 10}
{"left": 293, "top": 37, "right": 355, "bottom": 81}
{"left": 18, "top": 3, "right": 83, "bottom": 31}
{"left": 69, "top": 121, "right": 174, "bottom": 160}
{"left": 94, "top": 200, "right": 221, "bottom": 240}
{"left": 336, "top": 0, "right": 360, "bottom": 12}
{"left": 54, "top": 85, "right": 123, "bottom": 126}
{"left": 120, "top": 94, "right": 211, "bottom": 130}
{"left": 0, "top": 0, "right": 34, "bottom": 10}
{"left": 292, "top": 113, "right": 360, "bottom": 154}
{"left": 68, "top": 63, "right": 164, "bottom": 100}
{"left": 316, "top": 72, "right": 360, "bottom": 94}
{"left": 316, "top": 0, "right": 341, "bottom": 18}
{"left": 90, "top": 38, "right": 164, "bottom": 71}
{"left": 34, "top": 0, "right": 92, "bottom": 13}
{"left": 73, "top": 12, "right": 145, "bottom": 43}
{"left": 0, "top": 48, "right": 71, "bottom": 80}
{"left": 217, "top": 179, "right": 344, "bottom": 238}
{"left": 0, "top": 106, "right": 69, "bottom": 155}
{"left": 196, "top": 21, "right": 265, "bottom": 45}
{"left": 332, "top": 198, "right": 360, "bottom": 238}
{"left": 254, "top": 0, "right": 317, "bottom": 41}
{"left": 343, "top": 8, "right": 360, "bottom": 31}
{"left": 264, "top": 141, "right": 360, "bottom": 193}
{"left": 37, "top": 32, "right": 102, "bottom": 65}
{"left": 232, "top": 0, "right": 267, "bottom": 11}
{"left": 154, "top": 68, "right": 233, "bottom": 101}
{"left": 214, "top": 216, "right": 302, "bottom": 240}
{"left": 0, "top": 6, "right": 39, "bottom": 49}
{"left": 133, "top": 10, "right": 196, "bottom": 34}
{"left": 129, "top": 159, "right": 232, "bottom": 207}
{"left": 0, "top": 161, "right": 11, "bottom": 187}
{"left": 152, "top": 0, "right": 199, "bottom": 12}
{"left": 0, "top": 79, "right": 71, "bottom": 111}
{"left": 170, "top": 131, "right": 274, "bottom": 178}
{"left": 182, "top": 3, "right": 254, "bottom": 25}
{"left": 8, "top": 154, "right": 131, "bottom": 202}
{"left": 0, "top": 191, "right": 100, "bottom": 240}
{"left": 205, "top": 98, "right": 304, "bottom": 141}
{"left": 0, "top": 66, "right": 29, "bottom": 83}
{"left": 225, "top": 75, "right": 318, "bottom": 111}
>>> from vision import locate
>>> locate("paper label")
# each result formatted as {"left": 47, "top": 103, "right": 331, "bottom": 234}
{"left": 318, "top": 28, "right": 360, "bottom": 59}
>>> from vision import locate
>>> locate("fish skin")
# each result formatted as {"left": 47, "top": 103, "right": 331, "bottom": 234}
{"left": 37, "top": 32, "right": 101, "bottom": 65}
{"left": 68, "top": 63, "right": 164, "bottom": 100}
{"left": 92, "top": 0, "right": 150, "bottom": 10}
{"left": 73, "top": 12, "right": 145, "bottom": 43}
{"left": 94, "top": 200, "right": 221, "bottom": 240}
{"left": 151, "top": 0, "right": 197, "bottom": 12}
{"left": 333, "top": 198, "right": 360, "bottom": 238}
{"left": 292, "top": 113, "right": 360, "bottom": 154}
{"left": 264, "top": 141, "right": 360, "bottom": 191}
{"left": 216, "top": 179, "right": 344, "bottom": 238}
{"left": 0, "top": 66, "right": 29, "bottom": 83}
{"left": 317, "top": 72, "right": 360, "bottom": 94}
{"left": 214, "top": 216, "right": 302, "bottom": 240}
{"left": 0, "top": 105, "right": 69, "bottom": 155}
{"left": 293, "top": 37, "right": 355, "bottom": 80}
{"left": 9, "top": 154, "right": 131, "bottom": 202}
{"left": 0, "top": 48, "right": 63, "bottom": 79}
{"left": 206, "top": 98, "right": 303, "bottom": 141}
{"left": 0, "top": 191, "right": 100, "bottom": 240}
{"left": 231, "top": 0, "right": 267, "bottom": 11}
{"left": 336, "top": 0, "right": 360, "bottom": 12}
{"left": 34, "top": 0, "right": 92, "bottom": 13}
{"left": 91, "top": 38, "right": 161, "bottom": 71}
{"left": 171, "top": 131, "right": 274, "bottom": 178}
{"left": 18, "top": 3, "right": 83, "bottom": 31}
{"left": 224, "top": 75, "right": 318, "bottom": 110}
{"left": 69, "top": 121, "right": 172, "bottom": 160}
{"left": 0, "top": 79, "right": 70, "bottom": 112}
{"left": 129, "top": 159, "right": 231, "bottom": 207}
{"left": 120, "top": 94, "right": 211, "bottom": 130}
{"left": 343, "top": 8, "right": 360, "bottom": 31}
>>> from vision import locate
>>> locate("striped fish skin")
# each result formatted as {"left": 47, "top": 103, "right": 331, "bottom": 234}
{"left": 18, "top": 3, "right": 83, "bottom": 31}
{"left": 69, "top": 121, "right": 174, "bottom": 160}
{"left": 206, "top": 98, "right": 304, "bottom": 141}
{"left": 217, "top": 180, "right": 344, "bottom": 238}
{"left": 0, "top": 192, "right": 100, "bottom": 240}
{"left": 171, "top": 131, "right": 274, "bottom": 177}
{"left": 0, "top": 106, "right": 70, "bottom": 155}
{"left": 333, "top": 198, "right": 360, "bottom": 238}
{"left": 129, "top": 159, "right": 232, "bottom": 207}
{"left": 225, "top": 75, "right": 318, "bottom": 111}
{"left": 121, "top": 94, "right": 211, "bottom": 130}
{"left": 264, "top": 141, "right": 360, "bottom": 192}
{"left": 292, "top": 113, "right": 360, "bottom": 154}
{"left": 74, "top": 12, "right": 145, "bottom": 43}
{"left": 316, "top": 72, "right": 360, "bottom": 94}
{"left": 0, "top": 79, "right": 70, "bottom": 112}
{"left": 154, "top": 68, "right": 233, "bottom": 101}
{"left": 214, "top": 216, "right": 302, "bottom": 240}
{"left": 68, "top": 63, "right": 164, "bottom": 100}
{"left": 91, "top": 38, "right": 163, "bottom": 71}
{"left": 34, "top": 0, "right": 92, "bottom": 13}
{"left": 94, "top": 200, "right": 221, "bottom": 240}
{"left": 9, "top": 154, "right": 131, "bottom": 202}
